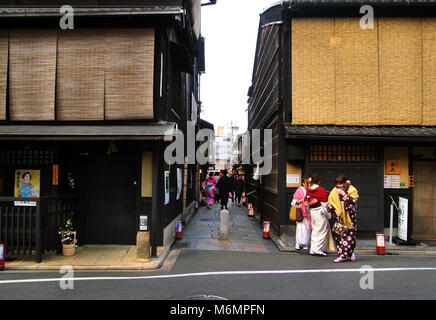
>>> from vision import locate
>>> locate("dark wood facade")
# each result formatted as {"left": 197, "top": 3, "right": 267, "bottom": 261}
{"left": 248, "top": 1, "right": 436, "bottom": 240}
{"left": 0, "top": 0, "right": 207, "bottom": 260}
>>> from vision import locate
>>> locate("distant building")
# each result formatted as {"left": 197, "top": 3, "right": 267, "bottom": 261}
{"left": 214, "top": 122, "right": 240, "bottom": 171}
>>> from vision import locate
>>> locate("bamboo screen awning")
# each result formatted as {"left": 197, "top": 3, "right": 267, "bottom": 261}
{"left": 56, "top": 29, "right": 106, "bottom": 121}
{"left": 9, "top": 30, "right": 57, "bottom": 121}
{"left": 105, "top": 29, "right": 155, "bottom": 120}
{"left": 3, "top": 28, "right": 155, "bottom": 121}
{"left": 292, "top": 17, "right": 436, "bottom": 126}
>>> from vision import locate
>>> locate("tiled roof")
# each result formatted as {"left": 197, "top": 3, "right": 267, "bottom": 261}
{"left": 0, "top": 122, "right": 177, "bottom": 140}
{"left": 0, "top": 7, "right": 183, "bottom": 17}
{"left": 285, "top": 125, "right": 436, "bottom": 140}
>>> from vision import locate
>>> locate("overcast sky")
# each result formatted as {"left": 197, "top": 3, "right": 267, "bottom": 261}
{"left": 200, "top": 0, "right": 278, "bottom": 132}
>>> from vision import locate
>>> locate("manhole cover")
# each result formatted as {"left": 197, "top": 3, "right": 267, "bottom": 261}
{"left": 185, "top": 295, "right": 228, "bottom": 300}
{"left": 173, "top": 241, "right": 191, "bottom": 249}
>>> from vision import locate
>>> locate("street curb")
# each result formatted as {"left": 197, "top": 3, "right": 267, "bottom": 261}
{"left": 4, "top": 244, "right": 173, "bottom": 271}
{"left": 270, "top": 229, "right": 436, "bottom": 257}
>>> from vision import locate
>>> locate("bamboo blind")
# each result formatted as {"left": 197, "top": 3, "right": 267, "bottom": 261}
{"left": 56, "top": 29, "right": 105, "bottom": 121}
{"left": 422, "top": 18, "right": 436, "bottom": 126}
{"left": 334, "top": 19, "right": 379, "bottom": 126}
{"left": 378, "top": 18, "right": 422, "bottom": 125}
{"left": 291, "top": 18, "right": 436, "bottom": 127}
{"left": 104, "top": 29, "right": 155, "bottom": 120}
{"left": 0, "top": 31, "right": 7, "bottom": 120}
{"left": 292, "top": 18, "right": 335, "bottom": 125}
{"left": 9, "top": 30, "right": 57, "bottom": 121}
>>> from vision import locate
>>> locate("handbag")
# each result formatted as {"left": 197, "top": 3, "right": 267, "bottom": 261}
{"left": 295, "top": 207, "right": 303, "bottom": 222}
{"left": 289, "top": 206, "right": 296, "bottom": 221}
{"left": 332, "top": 221, "right": 353, "bottom": 238}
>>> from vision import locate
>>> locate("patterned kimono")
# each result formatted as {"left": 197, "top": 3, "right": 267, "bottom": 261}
{"left": 328, "top": 191, "right": 358, "bottom": 260}
{"left": 205, "top": 182, "right": 216, "bottom": 208}
{"left": 18, "top": 182, "right": 34, "bottom": 198}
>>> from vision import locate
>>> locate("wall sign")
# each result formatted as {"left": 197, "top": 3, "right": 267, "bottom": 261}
{"left": 139, "top": 216, "right": 148, "bottom": 231}
{"left": 385, "top": 159, "right": 401, "bottom": 175}
{"left": 52, "top": 164, "right": 59, "bottom": 186}
{"left": 164, "top": 170, "right": 170, "bottom": 205}
{"left": 384, "top": 175, "right": 401, "bottom": 189}
{"left": 177, "top": 168, "right": 182, "bottom": 200}
{"left": 398, "top": 197, "right": 409, "bottom": 242}
{"left": 286, "top": 174, "right": 300, "bottom": 185}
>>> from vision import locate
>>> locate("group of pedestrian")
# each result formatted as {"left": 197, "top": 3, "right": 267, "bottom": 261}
{"left": 203, "top": 170, "right": 245, "bottom": 210}
{"left": 291, "top": 173, "right": 359, "bottom": 263}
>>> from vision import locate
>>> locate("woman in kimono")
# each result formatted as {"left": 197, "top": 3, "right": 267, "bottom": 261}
{"left": 204, "top": 181, "right": 216, "bottom": 209}
{"left": 328, "top": 174, "right": 359, "bottom": 263}
{"left": 306, "top": 173, "right": 335, "bottom": 256}
{"left": 291, "top": 177, "right": 312, "bottom": 250}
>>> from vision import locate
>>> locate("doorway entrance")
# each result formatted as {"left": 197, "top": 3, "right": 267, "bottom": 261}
{"left": 308, "top": 164, "right": 383, "bottom": 231}
{"left": 82, "top": 155, "right": 138, "bottom": 244}
{"left": 413, "top": 161, "right": 436, "bottom": 238}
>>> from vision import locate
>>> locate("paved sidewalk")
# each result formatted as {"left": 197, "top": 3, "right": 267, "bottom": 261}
{"left": 4, "top": 245, "right": 172, "bottom": 271}
{"left": 273, "top": 230, "right": 436, "bottom": 256}
{"left": 176, "top": 203, "right": 278, "bottom": 254}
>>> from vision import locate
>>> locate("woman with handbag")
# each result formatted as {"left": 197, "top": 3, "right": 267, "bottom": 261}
{"left": 291, "top": 177, "right": 312, "bottom": 251}
{"left": 328, "top": 175, "right": 359, "bottom": 263}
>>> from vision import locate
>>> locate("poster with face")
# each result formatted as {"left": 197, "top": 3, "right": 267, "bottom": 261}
{"left": 14, "top": 170, "right": 40, "bottom": 198}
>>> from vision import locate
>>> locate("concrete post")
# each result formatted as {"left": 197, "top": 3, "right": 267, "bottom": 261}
{"left": 136, "top": 231, "right": 151, "bottom": 261}
{"left": 219, "top": 209, "right": 230, "bottom": 241}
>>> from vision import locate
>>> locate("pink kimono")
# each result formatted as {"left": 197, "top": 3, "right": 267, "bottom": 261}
{"left": 292, "top": 186, "right": 312, "bottom": 250}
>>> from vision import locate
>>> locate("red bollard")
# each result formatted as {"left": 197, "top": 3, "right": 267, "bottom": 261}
{"left": 175, "top": 221, "right": 183, "bottom": 240}
{"left": 263, "top": 222, "right": 270, "bottom": 239}
{"left": 376, "top": 232, "right": 386, "bottom": 255}
{"left": 0, "top": 242, "right": 5, "bottom": 271}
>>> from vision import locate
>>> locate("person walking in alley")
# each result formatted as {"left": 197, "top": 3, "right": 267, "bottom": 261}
{"left": 204, "top": 179, "right": 216, "bottom": 209}
{"left": 306, "top": 173, "right": 335, "bottom": 256}
{"left": 234, "top": 175, "right": 245, "bottom": 207}
{"left": 216, "top": 169, "right": 233, "bottom": 210}
{"left": 327, "top": 175, "right": 359, "bottom": 263}
{"left": 291, "top": 177, "right": 312, "bottom": 250}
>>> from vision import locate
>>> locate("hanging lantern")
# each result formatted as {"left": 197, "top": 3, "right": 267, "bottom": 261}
{"left": 248, "top": 206, "right": 254, "bottom": 218}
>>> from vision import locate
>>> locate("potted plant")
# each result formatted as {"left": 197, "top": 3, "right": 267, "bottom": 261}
{"left": 58, "top": 218, "right": 77, "bottom": 257}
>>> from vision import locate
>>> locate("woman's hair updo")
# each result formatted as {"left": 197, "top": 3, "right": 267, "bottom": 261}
{"left": 311, "top": 172, "right": 322, "bottom": 185}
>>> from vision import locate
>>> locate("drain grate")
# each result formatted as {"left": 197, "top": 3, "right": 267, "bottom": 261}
{"left": 173, "top": 241, "right": 191, "bottom": 249}
{"left": 186, "top": 295, "right": 228, "bottom": 300}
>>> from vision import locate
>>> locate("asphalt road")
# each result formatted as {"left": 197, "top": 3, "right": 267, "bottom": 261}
{"left": 0, "top": 249, "right": 435, "bottom": 301}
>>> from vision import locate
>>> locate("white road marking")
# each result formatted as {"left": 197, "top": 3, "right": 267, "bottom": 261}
{"left": 0, "top": 267, "right": 436, "bottom": 285}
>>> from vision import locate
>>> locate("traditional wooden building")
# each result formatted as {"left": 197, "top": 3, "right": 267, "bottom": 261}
{"left": 0, "top": 0, "right": 210, "bottom": 261}
{"left": 247, "top": 0, "right": 436, "bottom": 242}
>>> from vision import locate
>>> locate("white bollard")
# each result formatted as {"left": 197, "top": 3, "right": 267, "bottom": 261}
{"left": 219, "top": 209, "right": 230, "bottom": 241}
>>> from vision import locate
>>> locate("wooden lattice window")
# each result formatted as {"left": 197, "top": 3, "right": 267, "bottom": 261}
{"left": 310, "top": 145, "right": 378, "bottom": 163}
